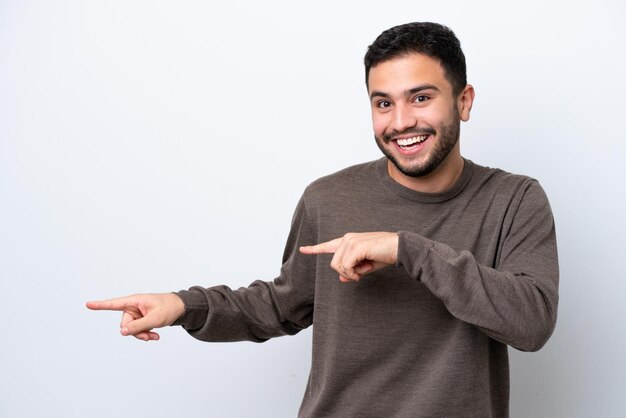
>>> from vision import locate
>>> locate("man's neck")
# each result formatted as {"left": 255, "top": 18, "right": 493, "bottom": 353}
{"left": 387, "top": 149, "right": 465, "bottom": 194}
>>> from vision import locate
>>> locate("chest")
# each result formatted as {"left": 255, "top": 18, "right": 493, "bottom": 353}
{"left": 315, "top": 193, "right": 515, "bottom": 270}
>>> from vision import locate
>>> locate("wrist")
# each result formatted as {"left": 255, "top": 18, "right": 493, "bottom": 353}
{"left": 167, "top": 292, "right": 186, "bottom": 326}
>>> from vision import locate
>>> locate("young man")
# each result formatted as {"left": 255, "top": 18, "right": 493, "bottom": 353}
{"left": 87, "top": 22, "right": 559, "bottom": 417}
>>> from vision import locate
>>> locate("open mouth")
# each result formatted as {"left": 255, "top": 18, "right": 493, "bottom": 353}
{"left": 394, "top": 134, "right": 430, "bottom": 152}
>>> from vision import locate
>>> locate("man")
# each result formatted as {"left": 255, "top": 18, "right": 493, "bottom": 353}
{"left": 87, "top": 22, "right": 559, "bottom": 417}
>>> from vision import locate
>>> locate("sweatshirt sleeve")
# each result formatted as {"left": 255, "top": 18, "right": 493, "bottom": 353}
{"left": 171, "top": 195, "right": 317, "bottom": 343}
{"left": 396, "top": 180, "right": 559, "bottom": 352}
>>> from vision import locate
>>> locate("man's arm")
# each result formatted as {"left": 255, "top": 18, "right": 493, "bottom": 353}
{"left": 87, "top": 195, "right": 318, "bottom": 343}
{"left": 301, "top": 181, "right": 559, "bottom": 352}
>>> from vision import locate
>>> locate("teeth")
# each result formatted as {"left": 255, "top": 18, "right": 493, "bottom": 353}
{"left": 397, "top": 135, "right": 428, "bottom": 146}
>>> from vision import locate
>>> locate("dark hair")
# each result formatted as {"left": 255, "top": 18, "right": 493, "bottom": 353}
{"left": 364, "top": 22, "right": 467, "bottom": 96}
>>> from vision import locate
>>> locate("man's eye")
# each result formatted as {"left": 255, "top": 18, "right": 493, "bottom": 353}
{"left": 377, "top": 100, "right": 391, "bottom": 109}
{"left": 414, "top": 95, "right": 429, "bottom": 103}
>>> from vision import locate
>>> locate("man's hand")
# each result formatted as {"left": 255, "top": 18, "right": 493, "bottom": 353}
{"left": 299, "top": 232, "right": 399, "bottom": 282}
{"left": 86, "top": 293, "right": 185, "bottom": 341}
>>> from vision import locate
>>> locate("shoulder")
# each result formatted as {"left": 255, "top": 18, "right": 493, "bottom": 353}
{"left": 469, "top": 160, "right": 544, "bottom": 197}
{"left": 468, "top": 160, "right": 552, "bottom": 215}
{"left": 301, "top": 159, "right": 382, "bottom": 203}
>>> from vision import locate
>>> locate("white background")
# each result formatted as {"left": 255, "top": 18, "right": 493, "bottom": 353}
{"left": 1, "top": 1, "right": 625, "bottom": 417}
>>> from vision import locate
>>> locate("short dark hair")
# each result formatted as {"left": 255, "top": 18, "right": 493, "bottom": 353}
{"left": 364, "top": 22, "right": 467, "bottom": 96}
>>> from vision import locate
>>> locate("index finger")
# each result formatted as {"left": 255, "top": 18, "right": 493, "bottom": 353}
{"left": 86, "top": 296, "right": 136, "bottom": 311}
{"left": 299, "top": 237, "right": 342, "bottom": 255}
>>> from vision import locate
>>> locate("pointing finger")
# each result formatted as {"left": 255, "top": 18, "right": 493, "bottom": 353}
{"left": 86, "top": 296, "right": 135, "bottom": 312}
{"left": 299, "top": 237, "right": 343, "bottom": 255}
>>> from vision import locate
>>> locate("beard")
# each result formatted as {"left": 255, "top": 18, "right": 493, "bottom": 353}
{"left": 375, "top": 109, "right": 461, "bottom": 178}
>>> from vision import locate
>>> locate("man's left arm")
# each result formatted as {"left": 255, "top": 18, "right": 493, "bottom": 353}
{"left": 301, "top": 181, "right": 559, "bottom": 352}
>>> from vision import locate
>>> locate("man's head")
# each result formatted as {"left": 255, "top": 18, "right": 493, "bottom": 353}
{"left": 365, "top": 22, "right": 474, "bottom": 182}
{"left": 364, "top": 22, "right": 467, "bottom": 97}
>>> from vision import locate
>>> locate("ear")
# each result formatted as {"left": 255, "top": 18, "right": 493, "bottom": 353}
{"left": 457, "top": 84, "right": 475, "bottom": 122}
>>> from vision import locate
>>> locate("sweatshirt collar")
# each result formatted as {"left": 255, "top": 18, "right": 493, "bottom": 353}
{"left": 376, "top": 156, "right": 474, "bottom": 203}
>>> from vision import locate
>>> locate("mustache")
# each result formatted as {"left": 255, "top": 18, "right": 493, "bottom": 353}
{"left": 382, "top": 127, "right": 436, "bottom": 143}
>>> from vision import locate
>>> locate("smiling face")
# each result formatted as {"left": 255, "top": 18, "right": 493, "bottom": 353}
{"left": 368, "top": 53, "right": 474, "bottom": 187}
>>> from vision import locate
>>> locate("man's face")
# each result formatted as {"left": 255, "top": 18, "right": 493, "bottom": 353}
{"left": 368, "top": 53, "right": 464, "bottom": 178}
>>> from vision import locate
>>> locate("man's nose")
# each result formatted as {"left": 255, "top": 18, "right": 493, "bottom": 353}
{"left": 391, "top": 104, "right": 417, "bottom": 133}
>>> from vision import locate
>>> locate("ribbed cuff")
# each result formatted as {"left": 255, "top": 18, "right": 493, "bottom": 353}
{"left": 171, "top": 289, "right": 209, "bottom": 331}
{"left": 396, "top": 231, "right": 436, "bottom": 280}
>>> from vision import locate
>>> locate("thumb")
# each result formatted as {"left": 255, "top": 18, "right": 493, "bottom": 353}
{"left": 354, "top": 260, "right": 387, "bottom": 275}
{"left": 122, "top": 315, "right": 156, "bottom": 336}
{"left": 354, "top": 261, "right": 374, "bottom": 275}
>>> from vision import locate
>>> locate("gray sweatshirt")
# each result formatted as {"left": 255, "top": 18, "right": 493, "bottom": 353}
{"left": 173, "top": 157, "right": 559, "bottom": 418}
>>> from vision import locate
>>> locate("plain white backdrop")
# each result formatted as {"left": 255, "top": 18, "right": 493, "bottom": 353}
{"left": 1, "top": 1, "right": 625, "bottom": 417}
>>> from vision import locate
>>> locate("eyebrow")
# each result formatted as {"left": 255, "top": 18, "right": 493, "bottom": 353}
{"left": 369, "top": 84, "right": 440, "bottom": 100}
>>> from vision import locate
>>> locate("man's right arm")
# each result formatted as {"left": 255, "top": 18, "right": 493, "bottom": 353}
{"left": 87, "top": 194, "right": 318, "bottom": 343}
